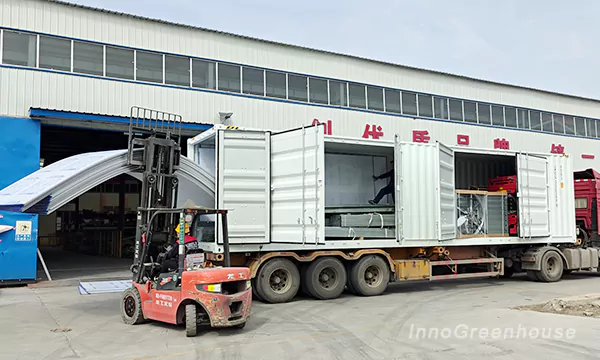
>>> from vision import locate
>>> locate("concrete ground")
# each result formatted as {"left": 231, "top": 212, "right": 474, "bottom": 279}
{"left": 36, "top": 247, "right": 131, "bottom": 282}
{"left": 3, "top": 273, "right": 600, "bottom": 360}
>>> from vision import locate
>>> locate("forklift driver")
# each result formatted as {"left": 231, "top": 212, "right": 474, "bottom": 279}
{"left": 159, "top": 223, "right": 199, "bottom": 273}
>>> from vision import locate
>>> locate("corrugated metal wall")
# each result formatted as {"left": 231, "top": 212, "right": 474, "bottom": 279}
{"left": 2, "top": 65, "right": 599, "bottom": 173}
{"left": 396, "top": 143, "right": 440, "bottom": 242}
{"left": 547, "top": 155, "right": 576, "bottom": 239}
{"left": 2, "top": 0, "right": 600, "bottom": 118}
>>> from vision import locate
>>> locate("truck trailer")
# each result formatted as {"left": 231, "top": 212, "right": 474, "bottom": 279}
{"left": 183, "top": 123, "right": 599, "bottom": 304}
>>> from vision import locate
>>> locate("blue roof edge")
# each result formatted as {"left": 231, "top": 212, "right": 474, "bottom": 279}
{"left": 28, "top": 108, "right": 213, "bottom": 131}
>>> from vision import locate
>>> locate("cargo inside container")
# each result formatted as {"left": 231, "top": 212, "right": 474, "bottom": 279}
{"left": 323, "top": 139, "right": 395, "bottom": 240}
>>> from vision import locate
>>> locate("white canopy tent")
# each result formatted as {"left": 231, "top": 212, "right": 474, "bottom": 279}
{"left": 0, "top": 149, "right": 215, "bottom": 214}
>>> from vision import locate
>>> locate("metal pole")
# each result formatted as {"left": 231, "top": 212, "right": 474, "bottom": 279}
{"left": 37, "top": 248, "right": 52, "bottom": 281}
{"left": 221, "top": 213, "right": 231, "bottom": 267}
{"left": 178, "top": 211, "right": 185, "bottom": 273}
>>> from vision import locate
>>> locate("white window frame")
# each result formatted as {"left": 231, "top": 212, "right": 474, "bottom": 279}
{"left": 0, "top": 29, "right": 4, "bottom": 64}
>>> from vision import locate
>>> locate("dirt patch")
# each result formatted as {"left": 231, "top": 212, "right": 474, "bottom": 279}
{"left": 517, "top": 295, "right": 600, "bottom": 318}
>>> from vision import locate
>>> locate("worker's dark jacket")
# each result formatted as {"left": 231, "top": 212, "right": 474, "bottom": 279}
{"left": 379, "top": 169, "right": 394, "bottom": 183}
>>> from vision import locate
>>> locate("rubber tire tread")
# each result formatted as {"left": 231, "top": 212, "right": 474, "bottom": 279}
{"left": 300, "top": 264, "right": 312, "bottom": 297}
{"left": 121, "top": 287, "right": 146, "bottom": 325}
{"left": 305, "top": 257, "right": 347, "bottom": 300}
{"left": 256, "top": 258, "right": 300, "bottom": 304}
{"left": 501, "top": 266, "right": 514, "bottom": 278}
{"left": 251, "top": 279, "right": 264, "bottom": 302}
{"left": 526, "top": 270, "right": 540, "bottom": 282}
{"left": 345, "top": 262, "right": 358, "bottom": 295}
{"left": 349, "top": 255, "right": 390, "bottom": 297}
{"left": 185, "top": 304, "right": 197, "bottom": 337}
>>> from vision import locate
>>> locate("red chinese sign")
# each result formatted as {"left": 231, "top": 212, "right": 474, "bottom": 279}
{"left": 312, "top": 118, "right": 332, "bottom": 135}
{"left": 363, "top": 124, "right": 384, "bottom": 139}
{"left": 550, "top": 144, "right": 564, "bottom": 154}
{"left": 412, "top": 130, "right": 430, "bottom": 143}
{"left": 493, "top": 138, "right": 510, "bottom": 150}
{"left": 457, "top": 134, "right": 470, "bottom": 146}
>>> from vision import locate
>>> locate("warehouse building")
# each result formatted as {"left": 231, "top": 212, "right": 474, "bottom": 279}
{"left": 1, "top": 0, "right": 600, "bottom": 279}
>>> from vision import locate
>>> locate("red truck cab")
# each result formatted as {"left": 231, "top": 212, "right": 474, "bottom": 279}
{"left": 574, "top": 168, "right": 600, "bottom": 243}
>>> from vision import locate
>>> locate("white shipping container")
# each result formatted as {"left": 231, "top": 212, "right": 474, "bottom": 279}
{"left": 186, "top": 124, "right": 576, "bottom": 254}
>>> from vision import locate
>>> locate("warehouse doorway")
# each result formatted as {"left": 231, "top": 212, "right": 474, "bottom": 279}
{"left": 35, "top": 123, "right": 196, "bottom": 281}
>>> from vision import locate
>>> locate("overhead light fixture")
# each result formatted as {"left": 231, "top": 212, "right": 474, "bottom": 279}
{"left": 219, "top": 112, "right": 233, "bottom": 123}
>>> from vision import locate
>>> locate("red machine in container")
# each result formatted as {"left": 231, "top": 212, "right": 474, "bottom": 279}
{"left": 488, "top": 175, "right": 518, "bottom": 236}
{"left": 573, "top": 168, "right": 600, "bottom": 246}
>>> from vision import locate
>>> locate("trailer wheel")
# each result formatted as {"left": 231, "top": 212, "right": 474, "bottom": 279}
{"left": 300, "top": 264, "right": 311, "bottom": 297}
{"left": 256, "top": 258, "right": 300, "bottom": 303}
{"left": 526, "top": 270, "right": 540, "bottom": 282}
{"left": 121, "top": 287, "right": 145, "bottom": 325}
{"left": 536, "top": 250, "right": 564, "bottom": 283}
{"left": 349, "top": 255, "right": 390, "bottom": 296}
{"left": 501, "top": 266, "right": 514, "bottom": 278}
{"left": 345, "top": 262, "right": 358, "bottom": 295}
{"left": 304, "top": 257, "right": 347, "bottom": 300}
{"left": 185, "top": 304, "right": 197, "bottom": 337}
{"left": 251, "top": 279, "right": 264, "bottom": 302}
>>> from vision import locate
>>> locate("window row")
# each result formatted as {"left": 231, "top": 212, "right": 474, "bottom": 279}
{"left": 2, "top": 29, "right": 599, "bottom": 139}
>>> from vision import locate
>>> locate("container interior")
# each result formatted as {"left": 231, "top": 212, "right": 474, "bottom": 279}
{"left": 323, "top": 141, "right": 395, "bottom": 240}
{"left": 453, "top": 152, "right": 518, "bottom": 238}
{"left": 324, "top": 141, "right": 394, "bottom": 206}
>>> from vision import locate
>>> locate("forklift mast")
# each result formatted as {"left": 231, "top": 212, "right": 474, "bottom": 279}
{"left": 127, "top": 106, "right": 183, "bottom": 272}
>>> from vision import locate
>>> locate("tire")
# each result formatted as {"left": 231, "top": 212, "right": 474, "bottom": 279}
{"left": 300, "top": 264, "right": 311, "bottom": 297}
{"left": 526, "top": 270, "right": 540, "bottom": 282}
{"left": 345, "top": 262, "right": 358, "bottom": 295}
{"left": 251, "top": 279, "right": 264, "bottom": 302}
{"left": 234, "top": 322, "right": 246, "bottom": 329}
{"left": 501, "top": 266, "right": 514, "bottom": 278}
{"left": 349, "top": 255, "right": 390, "bottom": 297}
{"left": 121, "top": 287, "right": 145, "bottom": 325}
{"left": 304, "top": 257, "right": 347, "bottom": 300}
{"left": 536, "top": 250, "right": 564, "bottom": 283}
{"left": 185, "top": 304, "right": 197, "bottom": 337}
{"left": 256, "top": 258, "right": 300, "bottom": 303}
{"left": 578, "top": 228, "right": 590, "bottom": 247}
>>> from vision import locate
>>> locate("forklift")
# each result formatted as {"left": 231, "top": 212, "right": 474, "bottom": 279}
{"left": 119, "top": 107, "right": 252, "bottom": 337}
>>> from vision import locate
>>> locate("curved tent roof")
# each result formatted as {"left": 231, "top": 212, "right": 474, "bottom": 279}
{"left": 0, "top": 149, "right": 215, "bottom": 214}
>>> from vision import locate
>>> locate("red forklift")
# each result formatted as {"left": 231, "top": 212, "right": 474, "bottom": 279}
{"left": 119, "top": 107, "right": 251, "bottom": 337}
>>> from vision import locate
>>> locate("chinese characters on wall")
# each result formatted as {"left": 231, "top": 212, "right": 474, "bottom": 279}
{"left": 305, "top": 119, "right": 584, "bottom": 158}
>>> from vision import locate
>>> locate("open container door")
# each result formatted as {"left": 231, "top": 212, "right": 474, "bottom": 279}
{"left": 270, "top": 125, "right": 325, "bottom": 245}
{"left": 437, "top": 143, "right": 456, "bottom": 240}
{"left": 216, "top": 128, "right": 271, "bottom": 245}
{"left": 517, "top": 153, "right": 551, "bottom": 238}
{"left": 395, "top": 137, "right": 455, "bottom": 244}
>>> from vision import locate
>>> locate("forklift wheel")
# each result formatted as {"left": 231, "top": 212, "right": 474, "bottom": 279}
{"left": 234, "top": 322, "right": 246, "bottom": 329}
{"left": 185, "top": 304, "right": 197, "bottom": 337}
{"left": 121, "top": 287, "right": 145, "bottom": 325}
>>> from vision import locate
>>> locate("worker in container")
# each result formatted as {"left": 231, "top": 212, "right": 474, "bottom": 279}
{"left": 369, "top": 160, "right": 394, "bottom": 205}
